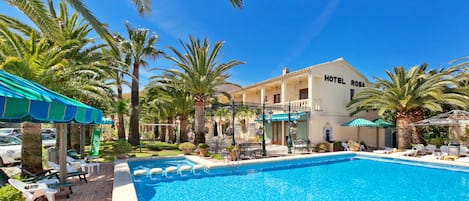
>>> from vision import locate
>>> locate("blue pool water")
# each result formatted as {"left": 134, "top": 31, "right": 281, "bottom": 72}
{"left": 129, "top": 155, "right": 469, "bottom": 201}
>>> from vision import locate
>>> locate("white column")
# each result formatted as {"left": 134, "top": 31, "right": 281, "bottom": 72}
{"left": 281, "top": 79, "right": 286, "bottom": 104}
{"left": 242, "top": 91, "right": 246, "bottom": 104}
{"left": 261, "top": 87, "right": 265, "bottom": 104}
{"left": 308, "top": 71, "right": 313, "bottom": 111}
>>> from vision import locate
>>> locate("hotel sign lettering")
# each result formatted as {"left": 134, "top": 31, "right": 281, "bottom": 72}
{"left": 324, "top": 75, "right": 365, "bottom": 87}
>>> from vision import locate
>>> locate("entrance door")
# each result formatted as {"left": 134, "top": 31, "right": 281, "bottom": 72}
{"left": 272, "top": 122, "right": 282, "bottom": 145}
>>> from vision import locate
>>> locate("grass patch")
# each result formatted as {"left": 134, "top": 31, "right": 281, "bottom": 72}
{"left": 83, "top": 140, "right": 182, "bottom": 162}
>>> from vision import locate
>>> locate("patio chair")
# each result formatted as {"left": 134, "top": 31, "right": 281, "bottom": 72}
{"left": 413, "top": 144, "right": 425, "bottom": 155}
{"left": 66, "top": 156, "right": 100, "bottom": 174}
{"left": 440, "top": 145, "right": 449, "bottom": 154}
{"left": 459, "top": 146, "right": 468, "bottom": 156}
{"left": 341, "top": 142, "right": 350, "bottom": 151}
{"left": 293, "top": 139, "right": 309, "bottom": 153}
{"left": 8, "top": 178, "right": 58, "bottom": 201}
{"left": 424, "top": 144, "right": 437, "bottom": 154}
{"left": 47, "top": 161, "right": 88, "bottom": 183}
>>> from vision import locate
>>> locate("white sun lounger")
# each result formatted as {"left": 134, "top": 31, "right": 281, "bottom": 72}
{"left": 9, "top": 179, "right": 58, "bottom": 201}
{"left": 373, "top": 147, "right": 394, "bottom": 154}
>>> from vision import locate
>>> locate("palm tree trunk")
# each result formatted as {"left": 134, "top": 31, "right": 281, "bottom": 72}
{"left": 396, "top": 116, "right": 413, "bottom": 149}
{"left": 129, "top": 61, "right": 140, "bottom": 146}
{"left": 117, "top": 83, "right": 126, "bottom": 140}
{"left": 168, "top": 118, "right": 175, "bottom": 143}
{"left": 160, "top": 123, "right": 166, "bottom": 142}
{"left": 70, "top": 124, "right": 80, "bottom": 150}
{"left": 194, "top": 100, "right": 206, "bottom": 145}
{"left": 411, "top": 112, "right": 424, "bottom": 144}
{"left": 21, "top": 123, "right": 43, "bottom": 175}
{"left": 179, "top": 115, "right": 188, "bottom": 142}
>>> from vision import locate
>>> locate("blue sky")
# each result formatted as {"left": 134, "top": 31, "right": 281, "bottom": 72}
{"left": 2, "top": 0, "right": 469, "bottom": 92}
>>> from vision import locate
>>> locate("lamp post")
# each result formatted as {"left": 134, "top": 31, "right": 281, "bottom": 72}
{"left": 286, "top": 101, "right": 299, "bottom": 154}
{"left": 231, "top": 97, "right": 236, "bottom": 145}
{"left": 261, "top": 100, "right": 273, "bottom": 157}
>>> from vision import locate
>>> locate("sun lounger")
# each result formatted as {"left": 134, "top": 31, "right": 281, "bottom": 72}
{"left": 421, "top": 152, "right": 447, "bottom": 160}
{"left": 47, "top": 161, "right": 88, "bottom": 183}
{"left": 9, "top": 178, "right": 58, "bottom": 201}
{"left": 424, "top": 144, "right": 437, "bottom": 154}
{"left": 455, "top": 157, "right": 469, "bottom": 163}
{"left": 393, "top": 149, "right": 418, "bottom": 156}
{"left": 373, "top": 147, "right": 394, "bottom": 154}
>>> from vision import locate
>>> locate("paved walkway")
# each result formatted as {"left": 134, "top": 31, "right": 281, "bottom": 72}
{"left": 56, "top": 162, "right": 113, "bottom": 201}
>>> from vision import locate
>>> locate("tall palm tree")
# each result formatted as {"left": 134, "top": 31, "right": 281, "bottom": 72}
{"left": 347, "top": 65, "right": 468, "bottom": 149}
{"left": 121, "top": 22, "right": 163, "bottom": 146}
{"left": 165, "top": 35, "right": 244, "bottom": 145}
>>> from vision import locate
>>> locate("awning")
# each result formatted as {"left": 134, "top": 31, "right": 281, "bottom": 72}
{"left": 101, "top": 118, "right": 114, "bottom": 125}
{"left": 0, "top": 70, "right": 102, "bottom": 124}
{"left": 256, "top": 112, "right": 307, "bottom": 122}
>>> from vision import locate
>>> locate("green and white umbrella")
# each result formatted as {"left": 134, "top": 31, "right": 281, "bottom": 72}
{"left": 341, "top": 118, "right": 379, "bottom": 141}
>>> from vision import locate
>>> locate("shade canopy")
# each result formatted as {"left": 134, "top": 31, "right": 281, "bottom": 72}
{"left": 412, "top": 110, "right": 469, "bottom": 126}
{"left": 341, "top": 118, "right": 378, "bottom": 127}
{"left": 373, "top": 119, "right": 395, "bottom": 127}
{"left": 256, "top": 112, "right": 306, "bottom": 122}
{"left": 0, "top": 70, "right": 102, "bottom": 124}
{"left": 101, "top": 118, "right": 114, "bottom": 125}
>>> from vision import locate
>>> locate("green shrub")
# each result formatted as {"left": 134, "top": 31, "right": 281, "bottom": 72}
{"left": 146, "top": 141, "right": 179, "bottom": 151}
{"left": 333, "top": 141, "right": 343, "bottom": 151}
{"left": 198, "top": 143, "right": 209, "bottom": 149}
{"left": 112, "top": 140, "right": 132, "bottom": 155}
{"left": 0, "top": 185, "right": 24, "bottom": 201}
{"left": 178, "top": 142, "right": 196, "bottom": 151}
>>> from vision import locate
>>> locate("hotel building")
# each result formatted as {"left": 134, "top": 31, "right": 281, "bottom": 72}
{"left": 217, "top": 58, "right": 390, "bottom": 148}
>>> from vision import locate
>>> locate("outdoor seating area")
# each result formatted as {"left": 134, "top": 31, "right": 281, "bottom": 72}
{"left": 239, "top": 142, "right": 262, "bottom": 158}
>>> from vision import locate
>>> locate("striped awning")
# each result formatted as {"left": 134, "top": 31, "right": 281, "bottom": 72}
{"left": 256, "top": 112, "right": 307, "bottom": 122}
{"left": 0, "top": 70, "right": 102, "bottom": 124}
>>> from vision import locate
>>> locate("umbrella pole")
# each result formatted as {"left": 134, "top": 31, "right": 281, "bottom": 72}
{"left": 80, "top": 125, "right": 85, "bottom": 159}
{"left": 357, "top": 127, "right": 360, "bottom": 141}
{"left": 59, "top": 124, "right": 68, "bottom": 182}
{"left": 376, "top": 127, "right": 379, "bottom": 148}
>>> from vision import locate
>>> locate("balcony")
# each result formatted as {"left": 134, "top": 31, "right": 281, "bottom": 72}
{"left": 266, "top": 99, "right": 310, "bottom": 112}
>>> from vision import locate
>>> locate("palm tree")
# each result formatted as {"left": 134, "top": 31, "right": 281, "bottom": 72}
{"left": 121, "top": 22, "right": 163, "bottom": 146}
{"left": 347, "top": 65, "right": 468, "bottom": 149}
{"left": 165, "top": 36, "right": 244, "bottom": 144}
{"left": 147, "top": 74, "right": 194, "bottom": 142}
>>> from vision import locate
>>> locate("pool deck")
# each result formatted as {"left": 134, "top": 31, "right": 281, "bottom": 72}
{"left": 55, "top": 162, "right": 114, "bottom": 201}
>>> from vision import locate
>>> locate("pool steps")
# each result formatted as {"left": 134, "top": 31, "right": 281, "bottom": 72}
{"left": 133, "top": 165, "right": 208, "bottom": 178}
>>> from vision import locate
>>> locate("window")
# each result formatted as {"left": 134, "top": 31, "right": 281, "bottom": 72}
{"left": 273, "top": 94, "right": 281, "bottom": 103}
{"left": 350, "top": 89, "right": 355, "bottom": 101}
{"left": 299, "top": 88, "right": 308, "bottom": 100}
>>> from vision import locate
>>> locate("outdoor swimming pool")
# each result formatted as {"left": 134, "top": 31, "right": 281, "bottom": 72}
{"left": 128, "top": 154, "right": 469, "bottom": 201}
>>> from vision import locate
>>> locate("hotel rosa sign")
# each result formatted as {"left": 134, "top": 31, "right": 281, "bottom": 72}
{"left": 324, "top": 75, "right": 366, "bottom": 87}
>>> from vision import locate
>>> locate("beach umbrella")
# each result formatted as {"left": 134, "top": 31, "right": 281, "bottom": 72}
{"left": 373, "top": 119, "right": 395, "bottom": 147}
{"left": 341, "top": 118, "right": 379, "bottom": 141}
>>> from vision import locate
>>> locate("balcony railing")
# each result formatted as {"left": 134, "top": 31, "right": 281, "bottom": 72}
{"left": 265, "top": 99, "right": 310, "bottom": 112}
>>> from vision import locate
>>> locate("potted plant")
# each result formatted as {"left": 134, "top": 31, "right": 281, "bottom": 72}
{"left": 198, "top": 143, "right": 209, "bottom": 157}
{"left": 113, "top": 140, "right": 132, "bottom": 159}
{"left": 348, "top": 140, "right": 361, "bottom": 151}
{"left": 226, "top": 145, "right": 238, "bottom": 161}
{"left": 317, "top": 143, "right": 329, "bottom": 153}
{"left": 179, "top": 142, "right": 196, "bottom": 155}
